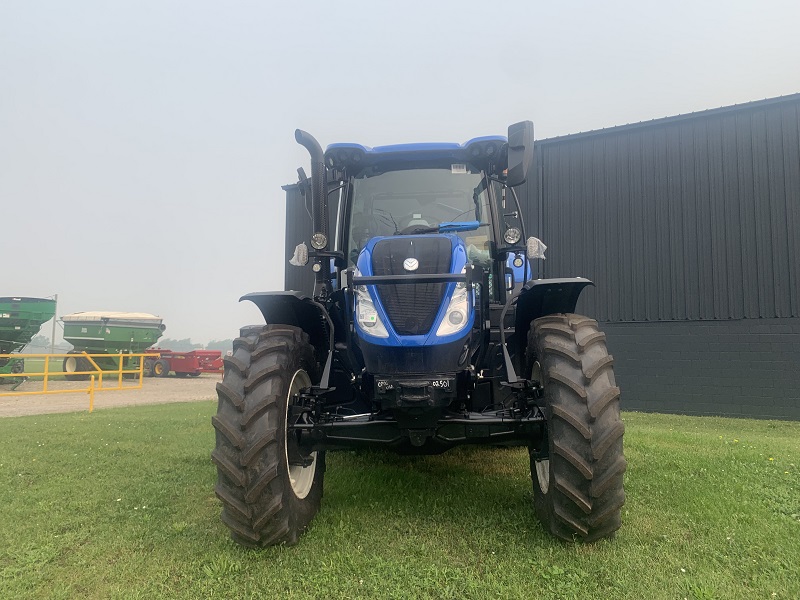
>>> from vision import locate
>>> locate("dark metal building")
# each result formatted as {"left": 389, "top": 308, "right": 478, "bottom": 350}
{"left": 285, "top": 94, "right": 800, "bottom": 419}
{"left": 527, "top": 94, "right": 800, "bottom": 419}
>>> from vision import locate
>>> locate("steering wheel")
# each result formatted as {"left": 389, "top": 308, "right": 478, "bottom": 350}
{"left": 398, "top": 224, "right": 435, "bottom": 235}
{"left": 392, "top": 212, "right": 430, "bottom": 235}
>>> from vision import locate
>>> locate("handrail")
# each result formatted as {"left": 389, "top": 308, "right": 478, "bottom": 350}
{"left": 0, "top": 352, "right": 161, "bottom": 411}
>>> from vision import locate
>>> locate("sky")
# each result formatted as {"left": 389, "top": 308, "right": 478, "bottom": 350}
{"left": 2, "top": 0, "right": 799, "bottom": 345}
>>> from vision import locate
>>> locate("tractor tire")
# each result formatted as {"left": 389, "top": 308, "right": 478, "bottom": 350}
{"left": 153, "top": 359, "right": 170, "bottom": 378}
{"left": 188, "top": 372, "right": 201, "bottom": 377}
{"left": 175, "top": 372, "right": 189, "bottom": 378}
{"left": 527, "top": 314, "right": 626, "bottom": 542}
{"left": 143, "top": 359, "right": 155, "bottom": 377}
{"left": 11, "top": 360, "right": 24, "bottom": 375}
{"left": 211, "top": 324, "right": 324, "bottom": 547}
{"left": 63, "top": 353, "right": 91, "bottom": 381}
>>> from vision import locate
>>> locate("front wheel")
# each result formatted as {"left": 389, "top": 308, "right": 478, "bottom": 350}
{"left": 528, "top": 314, "right": 626, "bottom": 542}
{"left": 211, "top": 324, "right": 324, "bottom": 547}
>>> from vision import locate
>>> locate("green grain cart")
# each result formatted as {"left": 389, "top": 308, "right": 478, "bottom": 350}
{"left": 61, "top": 312, "right": 165, "bottom": 380}
{"left": 0, "top": 296, "right": 57, "bottom": 380}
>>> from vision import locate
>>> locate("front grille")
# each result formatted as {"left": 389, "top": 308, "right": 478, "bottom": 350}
{"left": 371, "top": 237, "right": 451, "bottom": 336}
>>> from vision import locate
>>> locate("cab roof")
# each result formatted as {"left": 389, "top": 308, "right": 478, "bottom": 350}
{"left": 324, "top": 135, "right": 508, "bottom": 172}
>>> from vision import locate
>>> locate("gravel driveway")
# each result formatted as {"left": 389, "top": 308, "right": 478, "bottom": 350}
{"left": 0, "top": 375, "right": 220, "bottom": 418}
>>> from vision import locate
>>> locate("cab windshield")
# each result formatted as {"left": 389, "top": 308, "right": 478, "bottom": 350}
{"left": 346, "top": 166, "right": 492, "bottom": 265}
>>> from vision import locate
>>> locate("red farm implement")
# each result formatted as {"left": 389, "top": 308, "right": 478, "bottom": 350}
{"left": 144, "top": 349, "right": 223, "bottom": 378}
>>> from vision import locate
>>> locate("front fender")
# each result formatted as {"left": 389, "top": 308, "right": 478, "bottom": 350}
{"left": 513, "top": 277, "right": 594, "bottom": 351}
{"left": 240, "top": 291, "right": 333, "bottom": 387}
{"left": 241, "top": 291, "right": 320, "bottom": 325}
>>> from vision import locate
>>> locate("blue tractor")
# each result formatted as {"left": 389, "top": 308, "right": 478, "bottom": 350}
{"left": 212, "top": 122, "right": 626, "bottom": 546}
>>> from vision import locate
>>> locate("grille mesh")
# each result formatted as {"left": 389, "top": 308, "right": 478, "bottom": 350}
{"left": 371, "top": 237, "right": 451, "bottom": 336}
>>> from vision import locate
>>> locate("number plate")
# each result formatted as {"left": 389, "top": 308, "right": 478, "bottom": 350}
{"left": 375, "top": 378, "right": 454, "bottom": 393}
{"left": 430, "top": 379, "right": 453, "bottom": 391}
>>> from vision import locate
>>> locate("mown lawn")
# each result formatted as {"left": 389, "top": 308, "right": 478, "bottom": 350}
{"left": 0, "top": 402, "right": 797, "bottom": 599}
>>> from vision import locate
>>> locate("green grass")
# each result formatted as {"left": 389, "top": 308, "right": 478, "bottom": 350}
{"left": 0, "top": 404, "right": 798, "bottom": 599}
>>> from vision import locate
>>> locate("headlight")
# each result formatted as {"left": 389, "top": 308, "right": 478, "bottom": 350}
{"left": 436, "top": 286, "right": 470, "bottom": 337}
{"left": 310, "top": 232, "right": 328, "bottom": 250}
{"left": 503, "top": 227, "right": 522, "bottom": 245}
{"left": 353, "top": 270, "right": 389, "bottom": 338}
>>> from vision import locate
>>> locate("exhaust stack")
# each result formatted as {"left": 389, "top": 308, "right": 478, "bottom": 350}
{"left": 295, "top": 129, "right": 328, "bottom": 246}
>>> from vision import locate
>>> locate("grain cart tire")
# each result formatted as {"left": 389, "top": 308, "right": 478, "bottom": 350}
{"left": 153, "top": 359, "right": 170, "bottom": 378}
{"left": 212, "top": 324, "right": 324, "bottom": 547}
{"left": 63, "top": 352, "right": 91, "bottom": 381}
{"left": 527, "top": 314, "right": 626, "bottom": 542}
{"left": 143, "top": 359, "right": 155, "bottom": 377}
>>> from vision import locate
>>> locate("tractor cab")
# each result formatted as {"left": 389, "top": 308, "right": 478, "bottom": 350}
{"left": 324, "top": 131, "right": 532, "bottom": 300}
{"left": 325, "top": 139, "right": 527, "bottom": 392}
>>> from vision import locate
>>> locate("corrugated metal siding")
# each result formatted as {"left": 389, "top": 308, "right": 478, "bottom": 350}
{"left": 531, "top": 94, "right": 800, "bottom": 322}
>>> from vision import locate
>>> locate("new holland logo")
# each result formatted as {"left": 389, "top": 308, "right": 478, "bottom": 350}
{"left": 403, "top": 258, "right": 419, "bottom": 272}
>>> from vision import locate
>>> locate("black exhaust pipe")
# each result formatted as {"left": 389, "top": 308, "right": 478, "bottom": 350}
{"left": 295, "top": 129, "right": 328, "bottom": 246}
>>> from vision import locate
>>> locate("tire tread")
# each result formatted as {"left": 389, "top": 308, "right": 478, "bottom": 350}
{"left": 528, "top": 313, "right": 626, "bottom": 542}
{"left": 212, "top": 324, "right": 323, "bottom": 547}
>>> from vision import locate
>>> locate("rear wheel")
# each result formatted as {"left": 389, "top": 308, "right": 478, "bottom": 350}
{"left": 211, "top": 324, "right": 324, "bottom": 547}
{"left": 143, "top": 359, "right": 155, "bottom": 377}
{"left": 528, "top": 314, "right": 626, "bottom": 542}
{"left": 63, "top": 352, "right": 91, "bottom": 381}
{"left": 153, "top": 359, "right": 170, "bottom": 378}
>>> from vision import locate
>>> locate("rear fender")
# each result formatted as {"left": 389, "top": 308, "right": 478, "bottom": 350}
{"left": 513, "top": 278, "right": 594, "bottom": 363}
{"left": 240, "top": 291, "right": 334, "bottom": 388}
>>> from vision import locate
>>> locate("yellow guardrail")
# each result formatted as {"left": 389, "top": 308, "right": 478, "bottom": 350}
{"left": 0, "top": 352, "right": 161, "bottom": 412}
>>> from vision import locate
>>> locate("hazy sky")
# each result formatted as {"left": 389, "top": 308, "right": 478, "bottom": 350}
{"left": 2, "top": 0, "right": 799, "bottom": 345}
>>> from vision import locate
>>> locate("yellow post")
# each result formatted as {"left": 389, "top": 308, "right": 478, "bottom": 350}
{"left": 43, "top": 353, "right": 50, "bottom": 393}
{"left": 89, "top": 375, "right": 95, "bottom": 412}
{"left": 84, "top": 353, "right": 102, "bottom": 387}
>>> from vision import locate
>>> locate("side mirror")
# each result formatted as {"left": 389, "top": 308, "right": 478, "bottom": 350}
{"left": 506, "top": 120, "right": 534, "bottom": 187}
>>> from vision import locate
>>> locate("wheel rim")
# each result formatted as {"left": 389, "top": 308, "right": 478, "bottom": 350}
{"left": 65, "top": 357, "right": 77, "bottom": 373}
{"left": 531, "top": 360, "right": 542, "bottom": 385}
{"left": 531, "top": 358, "right": 550, "bottom": 494}
{"left": 285, "top": 369, "right": 316, "bottom": 499}
{"left": 535, "top": 459, "right": 550, "bottom": 495}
